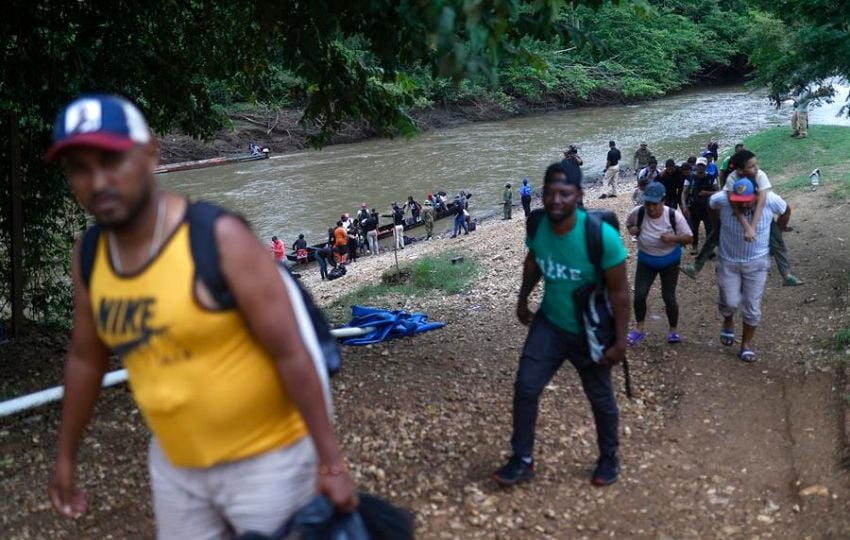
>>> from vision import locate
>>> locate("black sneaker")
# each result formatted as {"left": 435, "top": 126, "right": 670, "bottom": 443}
{"left": 493, "top": 455, "right": 535, "bottom": 486}
{"left": 591, "top": 454, "right": 620, "bottom": 486}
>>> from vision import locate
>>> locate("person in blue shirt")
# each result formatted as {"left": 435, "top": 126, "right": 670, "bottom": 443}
{"left": 519, "top": 178, "right": 533, "bottom": 217}
{"left": 703, "top": 150, "right": 719, "bottom": 179}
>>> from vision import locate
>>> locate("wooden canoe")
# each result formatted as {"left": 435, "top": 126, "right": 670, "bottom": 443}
{"left": 154, "top": 152, "right": 269, "bottom": 174}
{"left": 286, "top": 202, "right": 461, "bottom": 263}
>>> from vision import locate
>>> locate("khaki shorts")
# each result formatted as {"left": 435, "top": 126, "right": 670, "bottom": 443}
{"left": 716, "top": 256, "right": 770, "bottom": 326}
{"left": 149, "top": 437, "right": 316, "bottom": 540}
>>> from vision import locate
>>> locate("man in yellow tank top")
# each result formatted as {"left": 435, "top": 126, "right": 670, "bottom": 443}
{"left": 46, "top": 95, "right": 357, "bottom": 538}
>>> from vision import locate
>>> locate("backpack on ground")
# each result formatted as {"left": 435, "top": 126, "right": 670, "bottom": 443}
{"left": 635, "top": 206, "right": 677, "bottom": 236}
{"left": 327, "top": 265, "right": 347, "bottom": 280}
{"left": 79, "top": 201, "right": 342, "bottom": 380}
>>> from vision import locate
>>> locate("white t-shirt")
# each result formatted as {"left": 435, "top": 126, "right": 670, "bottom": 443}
{"left": 724, "top": 169, "right": 772, "bottom": 192}
{"left": 626, "top": 205, "right": 693, "bottom": 257}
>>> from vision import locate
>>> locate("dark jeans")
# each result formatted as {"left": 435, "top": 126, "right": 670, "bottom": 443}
{"left": 452, "top": 214, "right": 468, "bottom": 236}
{"left": 521, "top": 195, "right": 531, "bottom": 217}
{"left": 317, "top": 255, "right": 329, "bottom": 279}
{"left": 511, "top": 314, "right": 619, "bottom": 459}
{"left": 634, "top": 261, "right": 680, "bottom": 327}
{"left": 688, "top": 203, "right": 713, "bottom": 247}
{"left": 694, "top": 220, "right": 791, "bottom": 276}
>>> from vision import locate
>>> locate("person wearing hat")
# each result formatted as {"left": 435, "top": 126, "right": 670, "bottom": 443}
{"left": 46, "top": 95, "right": 357, "bottom": 536}
{"left": 709, "top": 175, "right": 793, "bottom": 362}
{"left": 633, "top": 141, "right": 653, "bottom": 176}
{"left": 503, "top": 182, "right": 513, "bottom": 220}
{"left": 625, "top": 183, "right": 693, "bottom": 347}
{"left": 684, "top": 150, "right": 802, "bottom": 286}
{"left": 494, "top": 161, "right": 629, "bottom": 488}
{"left": 519, "top": 177, "right": 533, "bottom": 217}
{"left": 421, "top": 198, "right": 435, "bottom": 239}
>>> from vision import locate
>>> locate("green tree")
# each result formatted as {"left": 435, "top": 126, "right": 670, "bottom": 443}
{"left": 745, "top": 0, "right": 850, "bottom": 109}
{"left": 1, "top": 0, "right": 637, "bottom": 329}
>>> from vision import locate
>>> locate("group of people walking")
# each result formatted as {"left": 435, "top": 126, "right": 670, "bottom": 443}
{"left": 45, "top": 93, "right": 807, "bottom": 540}
{"left": 494, "top": 143, "right": 803, "bottom": 489}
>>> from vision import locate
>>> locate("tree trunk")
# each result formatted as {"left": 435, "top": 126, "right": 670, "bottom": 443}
{"left": 8, "top": 112, "right": 24, "bottom": 337}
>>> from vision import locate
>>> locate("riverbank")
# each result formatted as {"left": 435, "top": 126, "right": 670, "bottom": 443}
{"left": 2, "top": 127, "right": 850, "bottom": 538}
{"left": 159, "top": 84, "right": 722, "bottom": 163}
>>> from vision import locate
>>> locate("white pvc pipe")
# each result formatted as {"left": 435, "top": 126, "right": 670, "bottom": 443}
{"left": 0, "top": 326, "right": 375, "bottom": 418}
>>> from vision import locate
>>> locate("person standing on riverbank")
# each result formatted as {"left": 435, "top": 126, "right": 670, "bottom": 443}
{"left": 270, "top": 236, "right": 286, "bottom": 262}
{"left": 711, "top": 178, "right": 793, "bottom": 362}
{"left": 364, "top": 209, "right": 380, "bottom": 254}
{"left": 293, "top": 234, "right": 309, "bottom": 265}
{"left": 602, "top": 140, "right": 621, "bottom": 198}
{"left": 451, "top": 192, "right": 469, "bottom": 238}
{"left": 422, "top": 199, "right": 435, "bottom": 239}
{"left": 633, "top": 142, "right": 652, "bottom": 176}
{"left": 503, "top": 183, "right": 513, "bottom": 220}
{"left": 334, "top": 221, "right": 349, "bottom": 264}
{"left": 625, "top": 183, "right": 693, "bottom": 346}
{"left": 493, "top": 161, "right": 629, "bottom": 488}
{"left": 392, "top": 202, "right": 406, "bottom": 249}
{"left": 45, "top": 95, "right": 356, "bottom": 537}
{"left": 520, "top": 178, "right": 532, "bottom": 217}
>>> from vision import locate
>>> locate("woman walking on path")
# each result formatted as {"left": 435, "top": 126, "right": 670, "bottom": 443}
{"left": 625, "top": 183, "right": 693, "bottom": 346}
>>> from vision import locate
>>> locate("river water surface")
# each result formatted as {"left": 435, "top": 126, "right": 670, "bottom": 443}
{"left": 159, "top": 84, "right": 846, "bottom": 245}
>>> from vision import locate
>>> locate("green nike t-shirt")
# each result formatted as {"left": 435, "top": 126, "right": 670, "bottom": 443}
{"left": 525, "top": 210, "right": 627, "bottom": 334}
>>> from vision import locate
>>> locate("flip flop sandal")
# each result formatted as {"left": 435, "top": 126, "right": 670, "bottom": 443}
{"left": 627, "top": 330, "right": 646, "bottom": 347}
{"left": 739, "top": 348, "right": 757, "bottom": 363}
{"left": 667, "top": 332, "right": 682, "bottom": 344}
{"left": 719, "top": 330, "right": 735, "bottom": 347}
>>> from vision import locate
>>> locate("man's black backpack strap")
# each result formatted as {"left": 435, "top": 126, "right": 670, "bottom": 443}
{"left": 526, "top": 208, "right": 547, "bottom": 240}
{"left": 80, "top": 224, "right": 102, "bottom": 288}
{"left": 185, "top": 201, "right": 239, "bottom": 310}
{"left": 585, "top": 210, "right": 620, "bottom": 285}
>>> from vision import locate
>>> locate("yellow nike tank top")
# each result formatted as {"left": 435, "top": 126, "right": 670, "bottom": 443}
{"left": 88, "top": 222, "right": 307, "bottom": 467}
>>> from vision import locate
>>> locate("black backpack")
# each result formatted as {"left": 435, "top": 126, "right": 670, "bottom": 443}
{"left": 79, "top": 201, "right": 342, "bottom": 376}
{"left": 526, "top": 208, "right": 620, "bottom": 364}
{"left": 635, "top": 206, "right": 677, "bottom": 235}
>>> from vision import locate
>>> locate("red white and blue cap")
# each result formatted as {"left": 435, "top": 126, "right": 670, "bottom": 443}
{"left": 46, "top": 94, "right": 151, "bottom": 162}
{"left": 730, "top": 178, "right": 756, "bottom": 202}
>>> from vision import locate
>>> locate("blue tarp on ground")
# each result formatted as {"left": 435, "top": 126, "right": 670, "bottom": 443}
{"left": 338, "top": 305, "right": 445, "bottom": 346}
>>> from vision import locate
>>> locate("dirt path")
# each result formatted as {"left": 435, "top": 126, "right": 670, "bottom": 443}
{"left": 1, "top": 182, "right": 849, "bottom": 538}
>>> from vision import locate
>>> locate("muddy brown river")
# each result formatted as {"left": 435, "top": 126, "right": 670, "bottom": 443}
{"left": 159, "top": 84, "right": 848, "bottom": 246}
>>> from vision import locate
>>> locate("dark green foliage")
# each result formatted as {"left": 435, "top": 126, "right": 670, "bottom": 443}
{"left": 744, "top": 0, "right": 850, "bottom": 111}
{"left": 0, "top": 0, "right": 750, "bottom": 327}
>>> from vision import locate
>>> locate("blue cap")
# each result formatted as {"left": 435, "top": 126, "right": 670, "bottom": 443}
{"left": 643, "top": 181, "right": 666, "bottom": 203}
{"left": 47, "top": 94, "right": 151, "bottom": 162}
{"left": 730, "top": 178, "right": 756, "bottom": 202}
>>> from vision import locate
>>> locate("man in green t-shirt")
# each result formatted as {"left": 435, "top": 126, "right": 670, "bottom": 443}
{"left": 493, "top": 162, "right": 630, "bottom": 488}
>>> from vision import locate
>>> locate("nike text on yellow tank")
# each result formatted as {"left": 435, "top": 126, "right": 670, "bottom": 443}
{"left": 88, "top": 223, "right": 306, "bottom": 467}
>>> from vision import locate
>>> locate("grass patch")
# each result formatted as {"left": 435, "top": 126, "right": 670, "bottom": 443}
{"left": 742, "top": 125, "right": 850, "bottom": 201}
{"left": 837, "top": 328, "right": 850, "bottom": 351}
{"left": 324, "top": 251, "right": 479, "bottom": 323}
